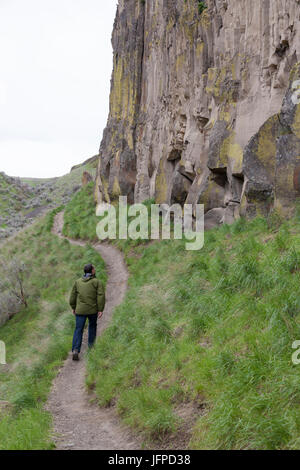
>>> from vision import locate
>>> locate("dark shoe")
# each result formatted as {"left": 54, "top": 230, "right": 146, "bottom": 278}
{"left": 72, "top": 350, "right": 79, "bottom": 361}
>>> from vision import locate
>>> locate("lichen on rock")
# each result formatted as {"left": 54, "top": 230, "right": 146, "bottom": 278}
{"left": 96, "top": 0, "right": 300, "bottom": 227}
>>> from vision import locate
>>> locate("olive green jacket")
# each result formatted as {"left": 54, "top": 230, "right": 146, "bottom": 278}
{"left": 69, "top": 275, "right": 105, "bottom": 316}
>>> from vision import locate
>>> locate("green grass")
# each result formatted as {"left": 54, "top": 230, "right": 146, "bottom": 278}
{"left": 21, "top": 158, "right": 97, "bottom": 207}
{"left": 63, "top": 184, "right": 162, "bottom": 257}
{"left": 59, "top": 186, "right": 300, "bottom": 448}
{"left": 184, "top": 0, "right": 207, "bottom": 15}
{"left": 0, "top": 211, "right": 106, "bottom": 450}
{"left": 0, "top": 173, "right": 35, "bottom": 217}
{"left": 84, "top": 213, "right": 300, "bottom": 449}
{"left": 63, "top": 182, "right": 99, "bottom": 241}
{"left": 197, "top": 1, "right": 207, "bottom": 15}
{"left": 0, "top": 158, "right": 97, "bottom": 240}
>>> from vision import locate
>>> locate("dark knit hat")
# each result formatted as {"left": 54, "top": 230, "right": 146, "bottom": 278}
{"left": 84, "top": 263, "right": 94, "bottom": 274}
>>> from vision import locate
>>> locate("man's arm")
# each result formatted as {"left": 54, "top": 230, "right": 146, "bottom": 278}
{"left": 97, "top": 280, "right": 105, "bottom": 315}
{"left": 69, "top": 282, "right": 77, "bottom": 313}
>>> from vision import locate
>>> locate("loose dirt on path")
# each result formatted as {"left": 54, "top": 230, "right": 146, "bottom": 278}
{"left": 46, "top": 212, "right": 139, "bottom": 450}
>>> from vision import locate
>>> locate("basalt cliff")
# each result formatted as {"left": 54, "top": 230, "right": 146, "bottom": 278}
{"left": 96, "top": 0, "right": 300, "bottom": 226}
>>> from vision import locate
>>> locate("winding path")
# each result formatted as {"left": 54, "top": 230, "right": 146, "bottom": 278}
{"left": 46, "top": 212, "right": 139, "bottom": 450}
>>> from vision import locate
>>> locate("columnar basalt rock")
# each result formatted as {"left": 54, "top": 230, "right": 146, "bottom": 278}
{"left": 96, "top": 0, "right": 300, "bottom": 225}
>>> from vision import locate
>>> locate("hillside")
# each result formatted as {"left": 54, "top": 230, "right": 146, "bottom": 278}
{"left": 0, "top": 156, "right": 97, "bottom": 241}
{"left": 0, "top": 211, "right": 106, "bottom": 449}
{"left": 2, "top": 177, "right": 300, "bottom": 450}
{"left": 63, "top": 186, "right": 300, "bottom": 449}
{"left": 0, "top": 172, "right": 38, "bottom": 240}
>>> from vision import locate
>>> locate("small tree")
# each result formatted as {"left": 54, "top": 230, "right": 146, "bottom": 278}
{"left": 0, "top": 292, "right": 19, "bottom": 324}
{"left": 0, "top": 258, "right": 29, "bottom": 315}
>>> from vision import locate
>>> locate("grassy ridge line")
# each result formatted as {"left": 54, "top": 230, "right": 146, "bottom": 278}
{"left": 0, "top": 159, "right": 98, "bottom": 241}
{"left": 0, "top": 172, "right": 35, "bottom": 218}
{"left": 21, "top": 160, "right": 97, "bottom": 207}
{"left": 0, "top": 209, "right": 106, "bottom": 450}
{"left": 63, "top": 186, "right": 300, "bottom": 449}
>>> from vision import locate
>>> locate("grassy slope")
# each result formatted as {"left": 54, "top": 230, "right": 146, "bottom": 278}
{"left": 62, "top": 182, "right": 99, "bottom": 240}
{"left": 0, "top": 173, "right": 35, "bottom": 220}
{"left": 63, "top": 187, "right": 300, "bottom": 450}
{"left": 62, "top": 182, "right": 155, "bottom": 253}
{"left": 0, "top": 211, "right": 106, "bottom": 450}
{"left": 0, "top": 158, "right": 97, "bottom": 241}
{"left": 21, "top": 159, "right": 97, "bottom": 206}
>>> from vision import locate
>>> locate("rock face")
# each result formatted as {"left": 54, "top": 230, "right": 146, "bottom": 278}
{"left": 96, "top": 0, "right": 300, "bottom": 224}
{"left": 82, "top": 171, "right": 93, "bottom": 186}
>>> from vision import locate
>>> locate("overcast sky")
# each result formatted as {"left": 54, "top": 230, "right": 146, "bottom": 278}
{"left": 0, "top": 0, "right": 118, "bottom": 178}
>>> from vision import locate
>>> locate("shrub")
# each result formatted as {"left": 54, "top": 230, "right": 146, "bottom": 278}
{"left": 198, "top": 1, "right": 207, "bottom": 14}
{"left": 0, "top": 257, "right": 29, "bottom": 326}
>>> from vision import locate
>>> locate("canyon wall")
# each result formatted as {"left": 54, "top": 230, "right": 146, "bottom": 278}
{"left": 96, "top": 0, "right": 300, "bottom": 225}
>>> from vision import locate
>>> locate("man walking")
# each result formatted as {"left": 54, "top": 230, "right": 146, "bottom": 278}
{"left": 69, "top": 263, "right": 105, "bottom": 361}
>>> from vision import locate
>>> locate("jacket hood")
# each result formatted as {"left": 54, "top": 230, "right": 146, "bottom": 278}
{"left": 82, "top": 273, "right": 95, "bottom": 282}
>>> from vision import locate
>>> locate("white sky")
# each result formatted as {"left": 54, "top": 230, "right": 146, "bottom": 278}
{"left": 0, "top": 0, "right": 118, "bottom": 178}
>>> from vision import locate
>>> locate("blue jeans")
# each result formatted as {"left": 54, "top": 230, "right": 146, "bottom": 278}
{"left": 72, "top": 314, "right": 98, "bottom": 353}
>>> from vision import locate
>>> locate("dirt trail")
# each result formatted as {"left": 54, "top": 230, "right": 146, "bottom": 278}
{"left": 46, "top": 212, "right": 139, "bottom": 450}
